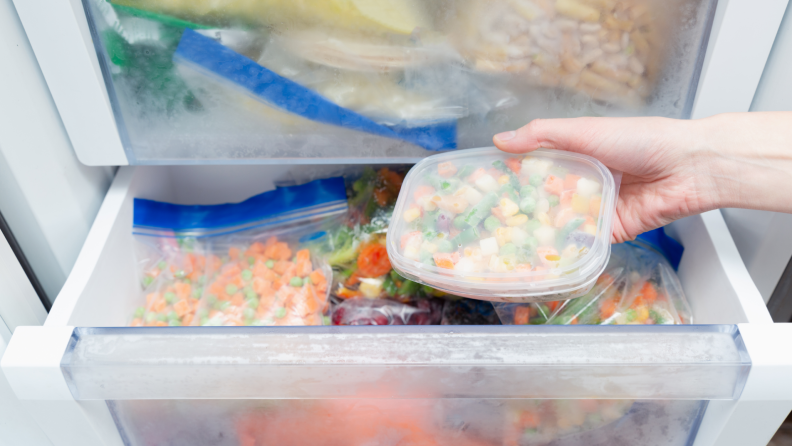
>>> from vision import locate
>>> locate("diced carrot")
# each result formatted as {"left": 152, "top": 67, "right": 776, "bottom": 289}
{"left": 413, "top": 185, "right": 435, "bottom": 201}
{"left": 537, "top": 247, "right": 560, "bottom": 268}
{"left": 336, "top": 285, "right": 362, "bottom": 299}
{"left": 400, "top": 231, "right": 422, "bottom": 250}
{"left": 273, "top": 260, "right": 291, "bottom": 275}
{"left": 373, "top": 188, "right": 391, "bottom": 206}
{"left": 154, "top": 321, "right": 168, "bottom": 327}
{"left": 309, "top": 270, "right": 327, "bottom": 288}
{"left": 467, "top": 167, "right": 487, "bottom": 182}
{"left": 569, "top": 316, "right": 578, "bottom": 325}
{"left": 253, "top": 277, "right": 272, "bottom": 296}
{"left": 146, "top": 292, "right": 159, "bottom": 308}
{"left": 152, "top": 298, "right": 167, "bottom": 313}
{"left": 544, "top": 174, "right": 564, "bottom": 196}
{"left": 560, "top": 190, "right": 575, "bottom": 206}
{"left": 130, "top": 318, "right": 143, "bottom": 327}
{"left": 600, "top": 298, "right": 617, "bottom": 319}
{"left": 253, "top": 260, "right": 270, "bottom": 279}
{"left": 553, "top": 207, "right": 577, "bottom": 228}
{"left": 173, "top": 299, "right": 190, "bottom": 317}
{"left": 174, "top": 282, "right": 191, "bottom": 300}
{"left": 378, "top": 168, "right": 404, "bottom": 195}
{"left": 564, "top": 174, "right": 581, "bottom": 191}
{"left": 357, "top": 243, "right": 392, "bottom": 278}
{"left": 181, "top": 314, "right": 193, "bottom": 326}
{"left": 641, "top": 282, "right": 657, "bottom": 305}
{"left": 228, "top": 247, "right": 240, "bottom": 260}
{"left": 433, "top": 252, "right": 460, "bottom": 269}
{"left": 520, "top": 410, "right": 540, "bottom": 428}
{"left": 295, "top": 260, "right": 312, "bottom": 278}
{"left": 188, "top": 270, "right": 202, "bottom": 282}
{"left": 487, "top": 167, "right": 502, "bottom": 179}
{"left": 230, "top": 293, "right": 244, "bottom": 307}
{"left": 590, "top": 195, "right": 602, "bottom": 217}
{"left": 514, "top": 307, "right": 530, "bottom": 325}
{"left": 272, "top": 278, "right": 285, "bottom": 291}
{"left": 505, "top": 157, "right": 521, "bottom": 175}
{"left": 295, "top": 249, "right": 310, "bottom": 264}
{"left": 519, "top": 176, "right": 532, "bottom": 186}
{"left": 584, "top": 215, "right": 597, "bottom": 227}
{"left": 438, "top": 161, "right": 458, "bottom": 178}
{"left": 221, "top": 263, "right": 241, "bottom": 277}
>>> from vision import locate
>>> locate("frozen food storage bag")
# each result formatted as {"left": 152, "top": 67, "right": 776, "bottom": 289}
{"left": 173, "top": 29, "right": 457, "bottom": 151}
{"left": 494, "top": 240, "right": 693, "bottom": 325}
{"left": 330, "top": 297, "right": 444, "bottom": 325}
{"left": 388, "top": 147, "right": 617, "bottom": 302}
{"left": 129, "top": 177, "right": 347, "bottom": 326}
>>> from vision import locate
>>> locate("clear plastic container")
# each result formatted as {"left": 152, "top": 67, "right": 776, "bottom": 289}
{"left": 387, "top": 147, "right": 616, "bottom": 302}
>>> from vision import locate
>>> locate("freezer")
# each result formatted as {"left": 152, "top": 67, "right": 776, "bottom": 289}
{"left": 3, "top": 165, "right": 792, "bottom": 446}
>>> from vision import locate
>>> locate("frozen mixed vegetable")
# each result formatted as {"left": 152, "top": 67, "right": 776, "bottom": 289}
{"left": 495, "top": 241, "right": 692, "bottom": 325}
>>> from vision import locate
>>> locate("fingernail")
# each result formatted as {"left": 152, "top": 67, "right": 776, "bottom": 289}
{"left": 495, "top": 131, "right": 516, "bottom": 142}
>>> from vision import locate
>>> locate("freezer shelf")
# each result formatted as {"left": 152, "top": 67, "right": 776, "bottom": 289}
{"left": 78, "top": 0, "right": 716, "bottom": 164}
{"left": 2, "top": 164, "right": 782, "bottom": 446}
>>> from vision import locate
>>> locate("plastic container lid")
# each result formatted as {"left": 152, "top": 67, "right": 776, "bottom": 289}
{"left": 387, "top": 147, "right": 616, "bottom": 302}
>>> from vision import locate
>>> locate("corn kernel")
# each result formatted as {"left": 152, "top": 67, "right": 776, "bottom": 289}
{"left": 498, "top": 175, "right": 511, "bottom": 185}
{"left": 499, "top": 198, "right": 520, "bottom": 217}
{"left": 506, "top": 214, "right": 529, "bottom": 227}
{"left": 495, "top": 227, "right": 513, "bottom": 246}
{"left": 571, "top": 194, "right": 589, "bottom": 214}
{"left": 536, "top": 212, "right": 552, "bottom": 226}
{"left": 403, "top": 207, "right": 421, "bottom": 222}
{"left": 584, "top": 224, "right": 597, "bottom": 235}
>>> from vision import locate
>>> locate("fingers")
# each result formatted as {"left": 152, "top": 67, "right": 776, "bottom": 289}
{"left": 493, "top": 117, "right": 602, "bottom": 155}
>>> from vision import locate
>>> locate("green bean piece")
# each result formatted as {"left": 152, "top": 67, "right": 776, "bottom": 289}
{"left": 453, "top": 226, "right": 480, "bottom": 246}
{"left": 492, "top": 160, "right": 508, "bottom": 171}
{"left": 556, "top": 217, "right": 586, "bottom": 249}
{"left": 383, "top": 275, "right": 398, "bottom": 296}
{"left": 453, "top": 215, "right": 468, "bottom": 230}
{"left": 457, "top": 164, "right": 475, "bottom": 179}
{"left": 436, "top": 239, "right": 455, "bottom": 253}
{"left": 398, "top": 279, "right": 420, "bottom": 296}
{"left": 462, "top": 192, "right": 498, "bottom": 227}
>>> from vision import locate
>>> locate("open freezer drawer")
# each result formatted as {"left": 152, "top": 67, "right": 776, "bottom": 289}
{"left": 3, "top": 165, "right": 792, "bottom": 446}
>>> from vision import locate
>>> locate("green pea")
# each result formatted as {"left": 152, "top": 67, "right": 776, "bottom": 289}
{"left": 421, "top": 285, "right": 434, "bottom": 295}
{"left": 142, "top": 276, "right": 154, "bottom": 287}
{"left": 275, "top": 307, "right": 287, "bottom": 319}
{"left": 192, "top": 287, "right": 203, "bottom": 299}
{"left": 500, "top": 243, "right": 517, "bottom": 256}
{"left": 419, "top": 251, "right": 435, "bottom": 266}
{"left": 519, "top": 185, "right": 536, "bottom": 197}
{"left": 524, "top": 219, "right": 541, "bottom": 234}
{"left": 243, "top": 308, "right": 256, "bottom": 320}
{"left": 304, "top": 276, "right": 312, "bottom": 285}
{"left": 245, "top": 290, "right": 257, "bottom": 301}
{"left": 625, "top": 309, "right": 637, "bottom": 322}
{"left": 134, "top": 307, "right": 145, "bottom": 318}
{"left": 435, "top": 239, "right": 454, "bottom": 253}
{"left": 248, "top": 256, "right": 256, "bottom": 265}
{"left": 197, "top": 308, "right": 209, "bottom": 318}
{"left": 265, "top": 260, "right": 275, "bottom": 269}
{"left": 246, "top": 297, "right": 259, "bottom": 309}
{"left": 167, "top": 311, "right": 179, "bottom": 321}
{"left": 492, "top": 160, "right": 508, "bottom": 171}
{"left": 198, "top": 275, "right": 206, "bottom": 285}
{"left": 145, "top": 312, "right": 156, "bottom": 323}
{"left": 163, "top": 292, "right": 176, "bottom": 304}
{"left": 157, "top": 261, "right": 167, "bottom": 270}
{"left": 157, "top": 313, "right": 168, "bottom": 322}
{"left": 457, "top": 164, "right": 475, "bottom": 179}
{"left": 548, "top": 194, "right": 560, "bottom": 208}
{"left": 169, "top": 320, "right": 181, "bottom": 326}
{"left": 453, "top": 215, "right": 468, "bottom": 230}
{"left": 199, "top": 316, "right": 209, "bottom": 326}
{"left": 290, "top": 276, "right": 304, "bottom": 287}
{"left": 206, "top": 294, "right": 217, "bottom": 305}
{"left": 484, "top": 215, "right": 502, "bottom": 232}
{"left": 219, "top": 301, "right": 231, "bottom": 311}
{"left": 241, "top": 269, "right": 253, "bottom": 282}
{"left": 519, "top": 196, "right": 536, "bottom": 214}
{"left": 529, "top": 175, "right": 543, "bottom": 187}
{"left": 174, "top": 270, "right": 186, "bottom": 279}
{"left": 323, "top": 316, "right": 332, "bottom": 326}
{"left": 225, "top": 284, "right": 238, "bottom": 295}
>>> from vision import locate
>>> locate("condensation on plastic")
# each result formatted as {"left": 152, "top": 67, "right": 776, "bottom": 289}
{"left": 331, "top": 297, "right": 444, "bottom": 325}
{"left": 60, "top": 325, "right": 750, "bottom": 401}
{"left": 388, "top": 147, "right": 616, "bottom": 302}
{"left": 494, "top": 241, "right": 693, "bottom": 325}
{"left": 105, "top": 398, "right": 707, "bottom": 446}
{"left": 81, "top": 0, "right": 717, "bottom": 164}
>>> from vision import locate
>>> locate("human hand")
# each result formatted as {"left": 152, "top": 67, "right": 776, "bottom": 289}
{"left": 493, "top": 112, "right": 792, "bottom": 243}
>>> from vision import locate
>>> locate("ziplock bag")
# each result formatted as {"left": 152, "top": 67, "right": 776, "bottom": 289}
{"left": 494, "top": 240, "right": 693, "bottom": 325}
{"left": 330, "top": 297, "right": 444, "bottom": 325}
{"left": 129, "top": 177, "right": 347, "bottom": 326}
{"left": 173, "top": 29, "right": 457, "bottom": 151}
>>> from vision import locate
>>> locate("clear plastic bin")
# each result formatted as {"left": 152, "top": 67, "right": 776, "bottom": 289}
{"left": 80, "top": 0, "right": 717, "bottom": 163}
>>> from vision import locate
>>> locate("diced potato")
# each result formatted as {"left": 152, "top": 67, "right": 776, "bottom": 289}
{"left": 511, "top": 226, "right": 529, "bottom": 246}
{"left": 571, "top": 194, "right": 589, "bottom": 213}
{"left": 534, "top": 225, "right": 556, "bottom": 247}
{"left": 403, "top": 206, "right": 421, "bottom": 222}
{"left": 576, "top": 177, "right": 602, "bottom": 197}
{"left": 480, "top": 237, "right": 499, "bottom": 256}
{"left": 521, "top": 158, "right": 553, "bottom": 177}
{"left": 455, "top": 186, "right": 483, "bottom": 206}
{"left": 359, "top": 278, "right": 383, "bottom": 298}
{"left": 475, "top": 174, "right": 500, "bottom": 193}
{"left": 495, "top": 227, "right": 513, "bottom": 246}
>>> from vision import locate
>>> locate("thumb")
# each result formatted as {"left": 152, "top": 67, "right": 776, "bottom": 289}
{"left": 493, "top": 117, "right": 603, "bottom": 157}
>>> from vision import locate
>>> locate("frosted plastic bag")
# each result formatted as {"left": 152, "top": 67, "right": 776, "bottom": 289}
{"left": 129, "top": 177, "right": 347, "bottom": 326}
{"left": 441, "top": 297, "right": 501, "bottom": 325}
{"left": 494, "top": 241, "right": 693, "bottom": 325}
{"left": 330, "top": 297, "right": 444, "bottom": 325}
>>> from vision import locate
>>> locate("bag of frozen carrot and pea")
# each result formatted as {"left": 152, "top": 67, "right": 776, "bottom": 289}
{"left": 129, "top": 177, "right": 348, "bottom": 327}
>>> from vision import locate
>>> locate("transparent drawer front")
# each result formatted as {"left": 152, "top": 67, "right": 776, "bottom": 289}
{"left": 62, "top": 326, "right": 749, "bottom": 400}
{"left": 82, "top": 0, "right": 716, "bottom": 163}
{"left": 108, "top": 399, "right": 708, "bottom": 446}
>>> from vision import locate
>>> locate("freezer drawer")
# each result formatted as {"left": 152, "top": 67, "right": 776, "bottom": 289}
{"left": 25, "top": 0, "right": 717, "bottom": 165}
{"left": 3, "top": 165, "right": 792, "bottom": 446}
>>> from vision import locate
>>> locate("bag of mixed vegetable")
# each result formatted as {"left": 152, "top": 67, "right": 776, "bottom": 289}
{"left": 494, "top": 240, "right": 692, "bottom": 325}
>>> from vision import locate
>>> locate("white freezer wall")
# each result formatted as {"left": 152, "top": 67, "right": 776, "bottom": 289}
{"left": 721, "top": 0, "right": 792, "bottom": 305}
{"left": 0, "top": 0, "right": 115, "bottom": 305}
